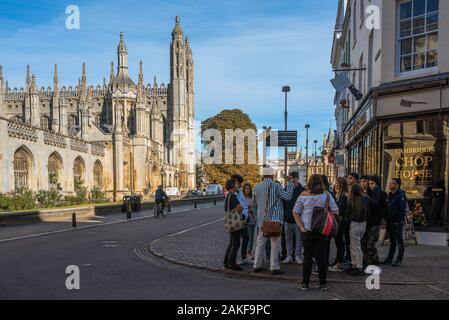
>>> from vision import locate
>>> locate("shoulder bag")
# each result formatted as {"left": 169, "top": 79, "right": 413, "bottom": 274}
{"left": 224, "top": 193, "right": 246, "bottom": 233}
{"left": 311, "top": 192, "right": 339, "bottom": 237}
{"left": 261, "top": 184, "right": 282, "bottom": 238}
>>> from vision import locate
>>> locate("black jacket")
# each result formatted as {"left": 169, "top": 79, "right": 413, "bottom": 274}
{"left": 366, "top": 187, "right": 384, "bottom": 227}
{"left": 347, "top": 195, "right": 370, "bottom": 223}
{"left": 336, "top": 193, "right": 349, "bottom": 220}
{"left": 388, "top": 189, "right": 408, "bottom": 223}
{"left": 283, "top": 183, "right": 305, "bottom": 223}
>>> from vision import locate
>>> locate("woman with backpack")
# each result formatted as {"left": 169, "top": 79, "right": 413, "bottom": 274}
{"left": 346, "top": 183, "right": 370, "bottom": 276}
{"left": 293, "top": 174, "right": 339, "bottom": 291}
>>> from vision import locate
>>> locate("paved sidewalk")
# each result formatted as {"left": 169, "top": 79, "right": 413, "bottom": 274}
{"left": 0, "top": 201, "right": 223, "bottom": 242}
{"left": 150, "top": 218, "right": 449, "bottom": 300}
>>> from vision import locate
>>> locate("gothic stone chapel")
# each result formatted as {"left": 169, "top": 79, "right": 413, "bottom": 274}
{"left": 0, "top": 16, "right": 196, "bottom": 199}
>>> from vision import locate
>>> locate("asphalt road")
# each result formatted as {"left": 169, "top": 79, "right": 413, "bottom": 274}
{"left": 0, "top": 205, "right": 335, "bottom": 300}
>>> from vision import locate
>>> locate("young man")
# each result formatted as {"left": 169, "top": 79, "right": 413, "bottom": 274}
{"left": 282, "top": 171, "right": 305, "bottom": 265}
{"left": 252, "top": 166, "right": 293, "bottom": 275}
{"left": 383, "top": 178, "right": 408, "bottom": 267}
{"left": 362, "top": 176, "right": 386, "bottom": 270}
{"left": 231, "top": 174, "right": 252, "bottom": 265}
{"left": 360, "top": 175, "right": 370, "bottom": 194}
{"left": 347, "top": 172, "right": 359, "bottom": 187}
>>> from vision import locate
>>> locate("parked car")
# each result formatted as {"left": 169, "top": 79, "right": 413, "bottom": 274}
{"left": 205, "top": 184, "right": 223, "bottom": 195}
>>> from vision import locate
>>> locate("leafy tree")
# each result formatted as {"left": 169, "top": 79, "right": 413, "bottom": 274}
{"left": 201, "top": 109, "right": 261, "bottom": 187}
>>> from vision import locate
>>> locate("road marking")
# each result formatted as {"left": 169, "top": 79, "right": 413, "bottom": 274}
{"left": 0, "top": 205, "right": 220, "bottom": 244}
{"left": 427, "top": 284, "right": 449, "bottom": 296}
{"left": 152, "top": 217, "right": 224, "bottom": 244}
{"left": 134, "top": 248, "right": 158, "bottom": 265}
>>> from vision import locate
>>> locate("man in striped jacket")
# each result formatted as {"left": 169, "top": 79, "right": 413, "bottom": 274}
{"left": 252, "top": 166, "right": 294, "bottom": 275}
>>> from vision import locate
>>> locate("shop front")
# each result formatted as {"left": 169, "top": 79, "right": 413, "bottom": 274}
{"left": 343, "top": 76, "right": 449, "bottom": 229}
{"left": 380, "top": 116, "right": 448, "bottom": 227}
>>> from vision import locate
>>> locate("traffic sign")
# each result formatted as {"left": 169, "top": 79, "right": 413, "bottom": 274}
{"left": 266, "top": 130, "right": 297, "bottom": 147}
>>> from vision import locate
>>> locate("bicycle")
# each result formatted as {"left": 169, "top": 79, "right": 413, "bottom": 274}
{"left": 154, "top": 200, "right": 167, "bottom": 218}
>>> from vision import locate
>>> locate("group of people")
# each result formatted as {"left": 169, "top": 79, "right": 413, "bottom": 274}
{"left": 223, "top": 168, "right": 409, "bottom": 291}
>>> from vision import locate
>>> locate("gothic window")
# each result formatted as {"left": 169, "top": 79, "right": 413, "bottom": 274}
{"left": 94, "top": 113, "right": 101, "bottom": 125}
{"left": 48, "top": 153, "right": 62, "bottom": 188}
{"left": 14, "top": 147, "right": 32, "bottom": 190}
{"left": 40, "top": 115, "right": 51, "bottom": 130}
{"left": 73, "top": 157, "right": 85, "bottom": 186}
{"left": 68, "top": 114, "right": 77, "bottom": 128}
{"left": 68, "top": 114, "right": 78, "bottom": 136}
{"left": 93, "top": 160, "right": 103, "bottom": 188}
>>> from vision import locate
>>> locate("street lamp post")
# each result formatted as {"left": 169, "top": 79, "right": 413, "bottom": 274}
{"left": 282, "top": 86, "right": 290, "bottom": 185}
{"left": 174, "top": 171, "right": 179, "bottom": 188}
{"left": 314, "top": 140, "right": 318, "bottom": 175}
{"left": 160, "top": 167, "right": 166, "bottom": 189}
{"left": 305, "top": 124, "right": 310, "bottom": 182}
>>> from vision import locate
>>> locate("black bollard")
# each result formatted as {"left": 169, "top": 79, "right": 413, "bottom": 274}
{"left": 194, "top": 200, "right": 198, "bottom": 209}
{"left": 214, "top": 197, "right": 217, "bottom": 206}
{"left": 126, "top": 202, "right": 132, "bottom": 219}
{"left": 168, "top": 203, "right": 171, "bottom": 213}
{"left": 72, "top": 212, "right": 77, "bottom": 228}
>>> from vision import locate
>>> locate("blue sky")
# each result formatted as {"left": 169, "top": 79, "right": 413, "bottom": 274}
{"left": 0, "top": 0, "right": 337, "bottom": 153}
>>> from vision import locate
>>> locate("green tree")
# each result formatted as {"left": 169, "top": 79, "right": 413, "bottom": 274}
{"left": 201, "top": 109, "right": 261, "bottom": 187}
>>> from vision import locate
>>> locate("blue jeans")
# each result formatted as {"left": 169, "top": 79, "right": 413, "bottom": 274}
{"left": 284, "top": 222, "right": 303, "bottom": 259}
{"left": 247, "top": 224, "right": 256, "bottom": 255}
{"left": 387, "top": 222, "right": 405, "bottom": 262}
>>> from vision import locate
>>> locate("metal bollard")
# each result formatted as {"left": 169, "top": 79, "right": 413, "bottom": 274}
{"left": 126, "top": 202, "right": 132, "bottom": 219}
{"left": 72, "top": 212, "right": 77, "bottom": 228}
{"left": 168, "top": 203, "right": 171, "bottom": 213}
{"left": 194, "top": 200, "right": 198, "bottom": 209}
{"left": 214, "top": 197, "right": 217, "bottom": 206}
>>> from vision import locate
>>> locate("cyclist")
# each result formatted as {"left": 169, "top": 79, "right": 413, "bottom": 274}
{"left": 155, "top": 185, "right": 169, "bottom": 215}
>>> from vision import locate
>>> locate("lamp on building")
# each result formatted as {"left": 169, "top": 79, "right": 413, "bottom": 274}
{"left": 160, "top": 167, "right": 166, "bottom": 188}
{"left": 339, "top": 99, "right": 350, "bottom": 109}
{"left": 174, "top": 171, "right": 179, "bottom": 187}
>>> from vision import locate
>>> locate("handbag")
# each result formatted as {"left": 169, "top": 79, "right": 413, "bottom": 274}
{"left": 224, "top": 193, "right": 246, "bottom": 233}
{"left": 261, "top": 184, "right": 282, "bottom": 238}
{"left": 311, "top": 192, "right": 339, "bottom": 237}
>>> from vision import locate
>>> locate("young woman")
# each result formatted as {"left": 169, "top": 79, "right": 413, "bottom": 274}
{"left": 242, "top": 183, "right": 256, "bottom": 260}
{"left": 328, "top": 177, "right": 349, "bottom": 272}
{"left": 223, "top": 179, "right": 244, "bottom": 271}
{"left": 293, "top": 174, "right": 339, "bottom": 291}
{"left": 346, "top": 183, "right": 370, "bottom": 276}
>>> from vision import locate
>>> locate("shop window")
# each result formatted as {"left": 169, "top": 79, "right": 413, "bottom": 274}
{"left": 382, "top": 118, "right": 447, "bottom": 225}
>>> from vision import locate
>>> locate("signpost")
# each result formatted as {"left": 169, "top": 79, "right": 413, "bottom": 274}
{"left": 266, "top": 130, "right": 297, "bottom": 147}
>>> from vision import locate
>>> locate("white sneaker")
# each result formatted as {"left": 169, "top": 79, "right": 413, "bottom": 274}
{"left": 282, "top": 256, "right": 293, "bottom": 264}
{"left": 328, "top": 264, "right": 344, "bottom": 272}
{"left": 295, "top": 256, "right": 304, "bottom": 265}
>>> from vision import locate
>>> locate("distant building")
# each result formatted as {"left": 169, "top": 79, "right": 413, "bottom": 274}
{"left": 331, "top": 0, "right": 449, "bottom": 225}
{"left": 0, "top": 17, "right": 196, "bottom": 199}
